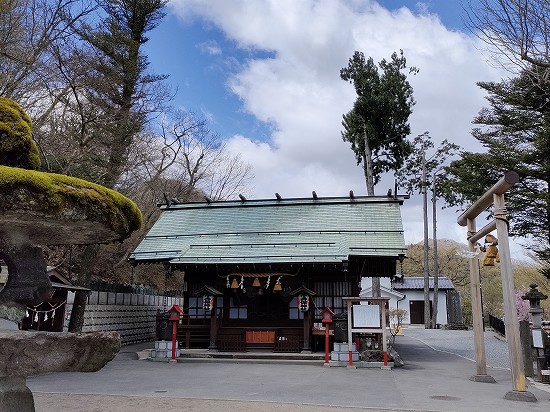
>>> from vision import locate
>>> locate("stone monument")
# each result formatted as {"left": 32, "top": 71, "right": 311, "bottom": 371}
{"left": 0, "top": 97, "right": 142, "bottom": 411}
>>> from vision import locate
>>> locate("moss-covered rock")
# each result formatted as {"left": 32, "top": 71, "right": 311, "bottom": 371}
{"left": 0, "top": 165, "right": 142, "bottom": 244}
{"left": 0, "top": 98, "right": 40, "bottom": 170}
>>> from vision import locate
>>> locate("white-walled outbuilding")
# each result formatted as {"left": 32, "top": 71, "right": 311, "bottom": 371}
{"left": 360, "top": 276, "right": 458, "bottom": 326}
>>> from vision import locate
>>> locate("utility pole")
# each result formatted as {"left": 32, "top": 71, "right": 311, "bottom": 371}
{"left": 422, "top": 150, "right": 430, "bottom": 328}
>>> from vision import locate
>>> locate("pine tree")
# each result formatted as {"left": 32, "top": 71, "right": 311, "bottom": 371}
{"left": 441, "top": 66, "right": 550, "bottom": 278}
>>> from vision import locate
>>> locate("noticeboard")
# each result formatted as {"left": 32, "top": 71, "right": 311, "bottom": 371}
{"left": 532, "top": 329, "right": 544, "bottom": 349}
{"left": 352, "top": 304, "right": 380, "bottom": 328}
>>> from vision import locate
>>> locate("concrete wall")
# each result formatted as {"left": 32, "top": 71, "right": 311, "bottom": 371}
{"left": 64, "top": 291, "right": 184, "bottom": 345}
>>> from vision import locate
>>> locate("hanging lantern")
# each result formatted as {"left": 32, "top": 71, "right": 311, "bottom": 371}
{"left": 298, "top": 294, "right": 310, "bottom": 312}
{"left": 230, "top": 278, "right": 239, "bottom": 289}
{"left": 252, "top": 277, "right": 261, "bottom": 288}
{"left": 202, "top": 294, "right": 214, "bottom": 311}
{"left": 273, "top": 277, "right": 282, "bottom": 292}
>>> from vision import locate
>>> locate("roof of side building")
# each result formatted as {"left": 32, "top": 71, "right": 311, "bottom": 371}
{"left": 392, "top": 276, "right": 455, "bottom": 290}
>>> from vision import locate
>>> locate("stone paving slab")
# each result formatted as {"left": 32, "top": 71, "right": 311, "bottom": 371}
{"left": 28, "top": 330, "right": 550, "bottom": 412}
{"left": 33, "top": 393, "right": 432, "bottom": 412}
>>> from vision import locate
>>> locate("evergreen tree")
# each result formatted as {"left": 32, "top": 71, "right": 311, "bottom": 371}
{"left": 340, "top": 50, "right": 417, "bottom": 196}
{"left": 67, "top": 0, "right": 168, "bottom": 332}
{"left": 441, "top": 66, "right": 550, "bottom": 278}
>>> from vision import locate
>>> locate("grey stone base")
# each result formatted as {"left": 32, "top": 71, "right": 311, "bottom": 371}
{"left": 0, "top": 376, "right": 35, "bottom": 412}
{"left": 329, "top": 360, "right": 394, "bottom": 369}
{"left": 470, "top": 374, "right": 496, "bottom": 383}
{"left": 503, "top": 390, "right": 537, "bottom": 402}
{"left": 150, "top": 340, "right": 180, "bottom": 359}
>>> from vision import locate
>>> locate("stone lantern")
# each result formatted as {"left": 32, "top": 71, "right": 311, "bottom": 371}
{"left": 522, "top": 284, "right": 547, "bottom": 329}
{"left": 0, "top": 97, "right": 142, "bottom": 411}
{"left": 522, "top": 284, "right": 548, "bottom": 382}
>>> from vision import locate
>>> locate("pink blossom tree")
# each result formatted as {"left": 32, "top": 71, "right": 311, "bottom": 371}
{"left": 515, "top": 289, "right": 531, "bottom": 321}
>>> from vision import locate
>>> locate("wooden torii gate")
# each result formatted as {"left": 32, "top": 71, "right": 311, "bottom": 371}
{"left": 457, "top": 171, "right": 536, "bottom": 402}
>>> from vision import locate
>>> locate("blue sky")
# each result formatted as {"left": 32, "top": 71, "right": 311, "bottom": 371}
{"left": 140, "top": 1, "right": 528, "bottom": 259}
{"left": 145, "top": 1, "right": 475, "bottom": 140}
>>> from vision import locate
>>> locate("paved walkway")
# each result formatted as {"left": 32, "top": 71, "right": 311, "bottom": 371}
{"left": 28, "top": 328, "right": 549, "bottom": 412}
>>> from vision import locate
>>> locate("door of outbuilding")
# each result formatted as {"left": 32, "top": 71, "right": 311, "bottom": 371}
{"left": 409, "top": 300, "right": 432, "bottom": 324}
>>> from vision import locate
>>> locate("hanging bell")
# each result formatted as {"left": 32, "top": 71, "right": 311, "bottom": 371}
{"left": 230, "top": 278, "right": 239, "bottom": 289}
{"left": 273, "top": 279, "right": 282, "bottom": 292}
{"left": 483, "top": 244, "right": 498, "bottom": 266}
{"left": 482, "top": 255, "right": 495, "bottom": 266}
{"left": 485, "top": 244, "right": 498, "bottom": 259}
{"left": 252, "top": 277, "right": 261, "bottom": 288}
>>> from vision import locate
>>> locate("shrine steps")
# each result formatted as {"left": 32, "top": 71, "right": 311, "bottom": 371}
{"left": 147, "top": 348, "right": 324, "bottom": 364}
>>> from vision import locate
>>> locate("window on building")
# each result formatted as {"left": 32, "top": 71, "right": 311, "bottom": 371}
{"left": 289, "top": 297, "right": 305, "bottom": 320}
{"left": 313, "top": 281, "right": 351, "bottom": 320}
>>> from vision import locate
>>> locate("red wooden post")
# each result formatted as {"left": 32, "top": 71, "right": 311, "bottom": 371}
{"left": 171, "top": 320, "right": 178, "bottom": 360}
{"left": 321, "top": 307, "right": 334, "bottom": 366}
{"left": 168, "top": 304, "right": 183, "bottom": 362}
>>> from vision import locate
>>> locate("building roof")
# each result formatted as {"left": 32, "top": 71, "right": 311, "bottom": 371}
{"left": 360, "top": 285, "right": 406, "bottom": 300}
{"left": 130, "top": 195, "right": 407, "bottom": 266}
{"left": 392, "top": 276, "right": 455, "bottom": 290}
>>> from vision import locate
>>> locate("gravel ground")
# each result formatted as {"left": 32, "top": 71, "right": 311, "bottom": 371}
{"left": 402, "top": 327, "right": 511, "bottom": 369}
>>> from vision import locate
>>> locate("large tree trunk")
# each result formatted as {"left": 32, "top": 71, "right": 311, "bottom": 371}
{"left": 68, "top": 244, "right": 100, "bottom": 332}
{"left": 363, "top": 127, "right": 380, "bottom": 297}
{"left": 363, "top": 127, "right": 375, "bottom": 196}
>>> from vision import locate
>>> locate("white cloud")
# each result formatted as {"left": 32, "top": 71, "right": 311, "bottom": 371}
{"left": 197, "top": 40, "right": 222, "bottom": 56}
{"left": 170, "top": 1, "right": 526, "bottom": 258}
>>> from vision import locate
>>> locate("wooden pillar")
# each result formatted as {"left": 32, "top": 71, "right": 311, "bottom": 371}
{"left": 302, "top": 305, "right": 312, "bottom": 352}
{"left": 494, "top": 194, "right": 532, "bottom": 400}
{"left": 208, "top": 298, "right": 218, "bottom": 350}
{"left": 467, "top": 218, "right": 494, "bottom": 382}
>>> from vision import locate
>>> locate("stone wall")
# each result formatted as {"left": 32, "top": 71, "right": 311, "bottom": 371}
{"left": 65, "top": 291, "right": 184, "bottom": 345}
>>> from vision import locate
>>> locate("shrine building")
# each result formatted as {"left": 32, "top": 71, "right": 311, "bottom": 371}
{"left": 129, "top": 193, "right": 407, "bottom": 353}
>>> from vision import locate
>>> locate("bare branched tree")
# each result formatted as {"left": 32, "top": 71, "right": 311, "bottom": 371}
{"left": 121, "top": 110, "right": 253, "bottom": 215}
{"left": 465, "top": 0, "right": 550, "bottom": 71}
{"left": 0, "top": 0, "right": 94, "bottom": 113}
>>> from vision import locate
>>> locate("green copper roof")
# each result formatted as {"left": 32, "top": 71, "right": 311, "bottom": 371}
{"left": 130, "top": 195, "right": 406, "bottom": 265}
